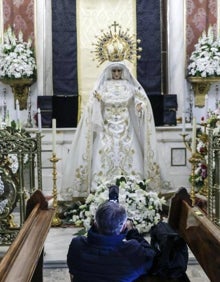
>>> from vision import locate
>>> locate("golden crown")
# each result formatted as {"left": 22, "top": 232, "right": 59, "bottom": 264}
{"left": 91, "top": 21, "right": 142, "bottom": 66}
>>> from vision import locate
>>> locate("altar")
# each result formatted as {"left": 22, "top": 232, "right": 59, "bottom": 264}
{"left": 33, "top": 125, "right": 192, "bottom": 199}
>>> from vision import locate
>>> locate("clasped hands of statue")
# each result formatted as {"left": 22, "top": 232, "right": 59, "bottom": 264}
{"left": 93, "top": 90, "right": 143, "bottom": 116}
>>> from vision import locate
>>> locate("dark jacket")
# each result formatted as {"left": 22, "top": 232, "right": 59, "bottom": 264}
{"left": 67, "top": 225, "right": 156, "bottom": 282}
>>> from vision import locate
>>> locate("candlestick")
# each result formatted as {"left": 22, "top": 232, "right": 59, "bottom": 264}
{"left": 37, "top": 108, "right": 42, "bottom": 132}
{"left": 52, "top": 119, "right": 56, "bottom": 154}
{"left": 192, "top": 117, "right": 197, "bottom": 154}
{"left": 50, "top": 153, "right": 61, "bottom": 226}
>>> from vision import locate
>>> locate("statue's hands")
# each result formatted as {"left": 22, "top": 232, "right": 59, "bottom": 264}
{"left": 94, "top": 90, "right": 101, "bottom": 101}
{"left": 136, "top": 103, "right": 142, "bottom": 112}
{"left": 136, "top": 103, "right": 143, "bottom": 118}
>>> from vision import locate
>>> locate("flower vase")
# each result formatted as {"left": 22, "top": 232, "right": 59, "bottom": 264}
{"left": 0, "top": 78, "right": 36, "bottom": 110}
{"left": 188, "top": 76, "right": 220, "bottom": 107}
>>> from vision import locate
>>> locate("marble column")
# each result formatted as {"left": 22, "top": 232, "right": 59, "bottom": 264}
{"left": 168, "top": 0, "right": 186, "bottom": 121}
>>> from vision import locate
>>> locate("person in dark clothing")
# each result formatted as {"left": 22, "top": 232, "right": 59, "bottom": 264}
{"left": 67, "top": 201, "right": 156, "bottom": 282}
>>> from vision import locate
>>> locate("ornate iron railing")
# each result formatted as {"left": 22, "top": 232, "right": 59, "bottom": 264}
{"left": 0, "top": 127, "right": 42, "bottom": 245}
{"left": 208, "top": 128, "right": 220, "bottom": 226}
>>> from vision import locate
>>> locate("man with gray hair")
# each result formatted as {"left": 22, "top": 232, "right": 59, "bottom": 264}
{"left": 67, "top": 201, "right": 156, "bottom": 282}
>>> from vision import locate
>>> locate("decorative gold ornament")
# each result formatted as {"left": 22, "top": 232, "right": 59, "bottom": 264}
{"left": 188, "top": 76, "right": 220, "bottom": 107}
{"left": 91, "top": 21, "right": 142, "bottom": 66}
{"left": 0, "top": 78, "right": 36, "bottom": 110}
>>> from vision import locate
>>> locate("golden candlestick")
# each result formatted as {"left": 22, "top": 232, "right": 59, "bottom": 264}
{"left": 180, "top": 133, "right": 192, "bottom": 152}
{"left": 50, "top": 153, "right": 62, "bottom": 226}
{"left": 200, "top": 177, "right": 208, "bottom": 197}
{"left": 181, "top": 133, "right": 203, "bottom": 205}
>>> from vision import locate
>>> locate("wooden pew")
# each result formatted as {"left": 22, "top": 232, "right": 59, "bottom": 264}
{"left": 138, "top": 187, "right": 220, "bottom": 282}
{"left": 168, "top": 187, "right": 220, "bottom": 282}
{"left": 0, "top": 190, "right": 55, "bottom": 282}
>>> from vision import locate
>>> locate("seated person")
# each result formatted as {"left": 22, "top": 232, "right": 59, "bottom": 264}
{"left": 67, "top": 200, "right": 156, "bottom": 282}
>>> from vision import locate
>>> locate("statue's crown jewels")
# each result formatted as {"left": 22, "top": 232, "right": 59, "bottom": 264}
{"left": 92, "top": 21, "right": 142, "bottom": 66}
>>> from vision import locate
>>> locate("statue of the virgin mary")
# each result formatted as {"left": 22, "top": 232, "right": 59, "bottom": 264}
{"left": 61, "top": 23, "right": 161, "bottom": 200}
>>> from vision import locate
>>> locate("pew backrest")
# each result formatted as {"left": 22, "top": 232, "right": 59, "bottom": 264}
{"left": 0, "top": 190, "right": 54, "bottom": 282}
{"left": 168, "top": 187, "right": 220, "bottom": 282}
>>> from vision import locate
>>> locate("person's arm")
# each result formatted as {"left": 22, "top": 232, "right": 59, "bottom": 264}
{"left": 126, "top": 228, "right": 148, "bottom": 243}
{"left": 125, "top": 219, "right": 156, "bottom": 275}
{"left": 125, "top": 219, "right": 151, "bottom": 247}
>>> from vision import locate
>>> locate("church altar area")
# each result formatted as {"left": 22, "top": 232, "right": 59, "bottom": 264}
{"left": 32, "top": 125, "right": 192, "bottom": 200}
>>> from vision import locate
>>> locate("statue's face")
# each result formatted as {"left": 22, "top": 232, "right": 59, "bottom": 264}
{"left": 112, "top": 68, "right": 122, "bottom": 80}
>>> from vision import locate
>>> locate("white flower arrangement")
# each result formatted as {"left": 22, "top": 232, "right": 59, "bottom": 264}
{"left": 66, "top": 175, "right": 166, "bottom": 234}
{"left": 206, "top": 107, "right": 220, "bottom": 129}
{"left": 0, "top": 169, "right": 9, "bottom": 215}
{"left": 0, "top": 27, "right": 37, "bottom": 79}
{"left": 189, "top": 124, "right": 208, "bottom": 191}
{"left": 191, "top": 109, "right": 220, "bottom": 192}
{"left": 188, "top": 26, "right": 220, "bottom": 77}
{"left": 0, "top": 199, "right": 9, "bottom": 215}
{"left": 192, "top": 160, "right": 208, "bottom": 189}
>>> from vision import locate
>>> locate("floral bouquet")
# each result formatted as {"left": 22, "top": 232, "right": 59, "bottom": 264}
{"left": 0, "top": 26, "right": 37, "bottom": 79}
{"left": 189, "top": 161, "right": 207, "bottom": 189}
{"left": 188, "top": 26, "right": 220, "bottom": 77}
{"left": 64, "top": 175, "right": 166, "bottom": 234}
{"left": 206, "top": 107, "right": 220, "bottom": 129}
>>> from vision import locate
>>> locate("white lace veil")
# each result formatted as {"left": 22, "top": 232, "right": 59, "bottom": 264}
{"left": 90, "top": 61, "right": 147, "bottom": 98}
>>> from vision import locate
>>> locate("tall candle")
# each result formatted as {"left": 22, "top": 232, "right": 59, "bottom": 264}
{"left": 37, "top": 108, "right": 42, "bottom": 132}
{"left": 16, "top": 100, "right": 20, "bottom": 129}
{"left": 6, "top": 110, "right": 10, "bottom": 126}
{"left": 182, "top": 112, "right": 186, "bottom": 134}
{"left": 192, "top": 117, "right": 197, "bottom": 154}
{"left": 3, "top": 92, "right": 7, "bottom": 123}
{"left": 52, "top": 119, "right": 56, "bottom": 154}
{"left": 16, "top": 100, "right": 20, "bottom": 121}
{"left": 0, "top": 97, "right": 2, "bottom": 128}
{"left": 204, "top": 95, "right": 208, "bottom": 121}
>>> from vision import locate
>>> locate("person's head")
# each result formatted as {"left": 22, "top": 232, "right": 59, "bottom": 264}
{"left": 111, "top": 67, "right": 122, "bottom": 80}
{"left": 95, "top": 201, "right": 127, "bottom": 235}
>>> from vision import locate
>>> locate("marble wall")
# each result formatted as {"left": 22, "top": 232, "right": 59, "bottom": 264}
{"left": 168, "top": 0, "right": 220, "bottom": 123}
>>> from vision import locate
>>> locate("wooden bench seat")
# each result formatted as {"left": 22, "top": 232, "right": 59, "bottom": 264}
{"left": 0, "top": 190, "right": 55, "bottom": 282}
